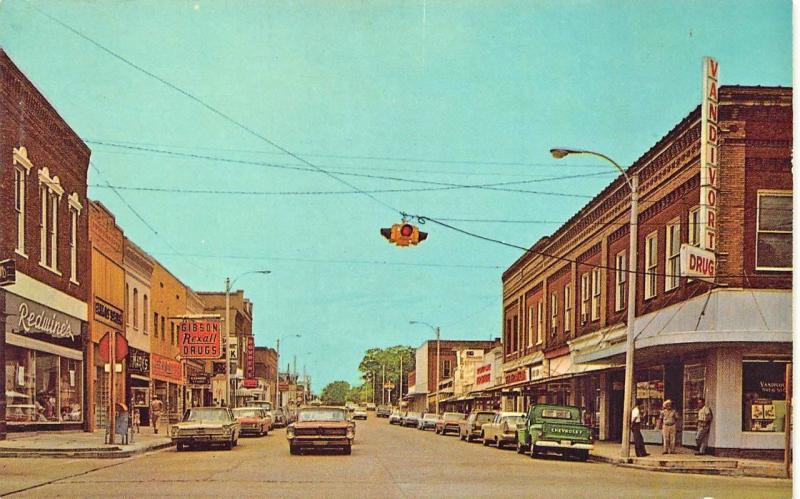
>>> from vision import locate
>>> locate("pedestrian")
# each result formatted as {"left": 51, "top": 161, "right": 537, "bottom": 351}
{"left": 631, "top": 400, "right": 649, "bottom": 457}
{"left": 150, "top": 395, "right": 164, "bottom": 434}
{"left": 695, "top": 398, "right": 713, "bottom": 455}
{"left": 658, "top": 399, "right": 680, "bottom": 454}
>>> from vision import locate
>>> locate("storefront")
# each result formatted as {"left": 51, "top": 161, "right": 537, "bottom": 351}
{"left": 741, "top": 357, "right": 789, "bottom": 434}
{"left": 4, "top": 293, "right": 85, "bottom": 431}
{"left": 187, "top": 370, "right": 211, "bottom": 408}
{"left": 151, "top": 353, "right": 183, "bottom": 423}
{"left": 91, "top": 297, "right": 125, "bottom": 429}
{"left": 127, "top": 347, "right": 150, "bottom": 427}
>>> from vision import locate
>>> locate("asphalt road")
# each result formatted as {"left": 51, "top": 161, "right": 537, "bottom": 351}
{"left": 0, "top": 416, "right": 792, "bottom": 498}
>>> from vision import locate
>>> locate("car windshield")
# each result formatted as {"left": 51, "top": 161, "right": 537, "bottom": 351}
{"left": 443, "top": 413, "right": 464, "bottom": 420}
{"left": 540, "top": 408, "right": 575, "bottom": 419}
{"left": 476, "top": 413, "right": 495, "bottom": 422}
{"left": 184, "top": 408, "right": 229, "bottom": 423}
{"left": 233, "top": 409, "right": 261, "bottom": 418}
{"left": 506, "top": 416, "right": 525, "bottom": 425}
{"left": 424, "top": 414, "right": 438, "bottom": 420}
{"left": 297, "top": 409, "right": 347, "bottom": 422}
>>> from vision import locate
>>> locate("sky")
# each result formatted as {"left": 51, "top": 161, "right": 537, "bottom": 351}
{"left": 0, "top": 0, "right": 792, "bottom": 390}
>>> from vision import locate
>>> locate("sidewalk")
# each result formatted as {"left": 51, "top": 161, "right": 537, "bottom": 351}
{"left": 0, "top": 424, "right": 174, "bottom": 459}
{"left": 590, "top": 441, "right": 788, "bottom": 479}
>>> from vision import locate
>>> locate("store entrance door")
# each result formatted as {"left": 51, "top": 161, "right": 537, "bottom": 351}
{"left": 608, "top": 371, "right": 625, "bottom": 441}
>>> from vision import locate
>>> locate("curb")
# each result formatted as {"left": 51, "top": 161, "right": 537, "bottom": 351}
{"left": 589, "top": 454, "right": 787, "bottom": 479}
{"left": 0, "top": 441, "right": 174, "bottom": 459}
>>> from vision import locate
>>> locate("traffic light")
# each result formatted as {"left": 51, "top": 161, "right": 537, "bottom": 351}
{"left": 380, "top": 222, "right": 428, "bottom": 247}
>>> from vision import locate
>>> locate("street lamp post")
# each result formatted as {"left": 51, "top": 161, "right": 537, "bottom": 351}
{"left": 410, "top": 321, "right": 441, "bottom": 414}
{"left": 225, "top": 270, "right": 270, "bottom": 409}
{"left": 275, "top": 334, "right": 301, "bottom": 410}
{"left": 551, "top": 148, "right": 638, "bottom": 460}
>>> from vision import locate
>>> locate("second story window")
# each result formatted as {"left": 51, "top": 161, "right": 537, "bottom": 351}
{"left": 536, "top": 301, "right": 544, "bottom": 345}
{"left": 563, "top": 284, "right": 572, "bottom": 334}
{"left": 550, "top": 292, "right": 558, "bottom": 336}
{"left": 38, "top": 168, "right": 63, "bottom": 273}
{"left": 68, "top": 194, "right": 81, "bottom": 285}
{"left": 688, "top": 206, "right": 701, "bottom": 247}
{"left": 133, "top": 288, "right": 139, "bottom": 329}
{"left": 527, "top": 305, "right": 535, "bottom": 347}
{"left": 13, "top": 147, "right": 32, "bottom": 256}
{"left": 615, "top": 251, "right": 627, "bottom": 312}
{"left": 161, "top": 316, "right": 166, "bottom": 341}
{"left": 154, "top": 312, "right": 159, "bottom": 338}
{"left": 665, "top": 220, "right": 681, "bottom": 291}
{"left": 591, "top": 268, "right": 601, "bottom": 321}
{"left": 143, "top": 295, "right": 149, "bottom": 334}
{"left": 442, "top": 359, "right": 452, "bottom": 379}
{"left": 756, "top": 191, "right": 792, "bottom": 270}
{"left": 645, "top": 231, "right": 658, "bottom": 300}
{"left": 580, "top": 273, "right": 590, "bottom": 324}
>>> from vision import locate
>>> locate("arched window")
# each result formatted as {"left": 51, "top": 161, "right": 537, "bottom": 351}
{"left": 142, "top": 294, "right": 149, "bottom": 334}
{"left": 133, "top": 288, "right": 139, "bottom": 329}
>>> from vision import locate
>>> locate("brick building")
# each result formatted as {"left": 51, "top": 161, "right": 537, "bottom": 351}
{"left": 500, "top": 85, "right": 791, "bottom": 457}
{"left": 0, "top": 49, "right": 91, "bottom": 436}
{"left": 254, "top": 346, "right": 278, "bottom": 405}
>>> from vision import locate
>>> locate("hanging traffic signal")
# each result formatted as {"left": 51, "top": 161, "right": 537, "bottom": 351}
{"left": 380, "top": 222, "right": 428, "bottom": 247}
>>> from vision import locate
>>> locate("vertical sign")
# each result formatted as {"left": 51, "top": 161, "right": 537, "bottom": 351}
{"left": 699, "top": 56, "right": 719, "bottom": 253}
{"left": 245, "top": 336, "right": 255, "bottom": 380}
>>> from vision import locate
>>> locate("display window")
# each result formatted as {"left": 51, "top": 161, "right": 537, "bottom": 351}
{"left": 682, "top": 364, "right": 706, "bottom": 431}
{"left": 742, "top": 358, "right": 789, "bottom": 432}
{"left": 4, "top": 345, "right": 83, "bottom": 424}
{"left": 635, "top": 366, "right": 664, "bottom": 430}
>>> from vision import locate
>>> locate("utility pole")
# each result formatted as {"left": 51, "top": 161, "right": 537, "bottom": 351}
{"left": 381, "top": 364, "right": 385, "bottom": 405}
{"left": 435, "top": 327, "right": 441, "bottom": 415}
{"left": 275, "top": 338, "right": 280, "bottom": 410}
{"left": 225, "top": 277, "right": 232, "bottom": 408}
{"left": 398, "top": 354, "right": 403, "bottom": 404}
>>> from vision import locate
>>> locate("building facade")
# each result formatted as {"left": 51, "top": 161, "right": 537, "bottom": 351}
{"left": 501, "top": 85, "right": 792, "bottom": 457}
{"left": 123, "top": 238, "right": 153, "bottom": 427}
{"left": 0, "top": 50, "right": 91, "bottom": 436}
{"left": 254, "top": 346, "right": 278, "bottom": 405}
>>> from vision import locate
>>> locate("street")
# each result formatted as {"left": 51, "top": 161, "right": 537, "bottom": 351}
{"left": 0, "top": 417, "right": 791, "bottom": 498}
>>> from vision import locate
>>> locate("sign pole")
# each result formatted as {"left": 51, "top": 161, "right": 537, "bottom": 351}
{"left": 785, "top": 363, "right": 792, "bottom": 478}
{"left": 109, "top": 331, "right": 116, "bottom": 444}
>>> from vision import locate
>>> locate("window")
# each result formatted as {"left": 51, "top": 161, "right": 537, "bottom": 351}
{"left": 563, "top": 284, "right": 572, "bottom": 334}
{"left": 125, "top": 284, "right": 130, "bottom": 325}
{"left": 644, "top": 232, "right": 658, "bottom": 300}
{"left": 536, "top": 301, "right": 544, "bottom": 345}
{"left": 756, "top": 192, "right": 792, "bottom": 270}
{"left": 550, "top": 292, "right": 558, "bottom": 336}
{"left": 39, "top": 181, "right": 61, "bottom": 272}
{"left": 69, "top": 209, "right": 78, "bottom": 282}
{"left": 688, "top": 206, "right": 700, "bottom": 247}
{"left": 615, "top": 251, "right": 627, "bottom": 312}
{"left": 635, "top": 366, "right": 665, "bottom": 430}
{"left": 13, "top": 147, "right": 32, "bottom": 256}
{"left": 133, "top": 288, "right": 139, "bottom": 329}
{"left": 442, "top": 360, "right": 452, "bottom": 379}
{"left": 527, "top": 306, "right": 535, "bottom": 347}
{"left": 170, "top": 322, "right": 175, "bottom": 345}
{"left": 154, "top": 312, "right": 159, "bottom": 338}
{"left": 580, "top": 273, "right": 590, "bottom": 324}
{"left": 160, "top": 316, "right": 165, "bottom": 341}
{"left": 591, "top": 268, "right": 601, "bottom": 321}
{"left": 142, "top": 295, "right": 149, "bottom": 334}
{"left": 513, "top": 315, "right": 519, "bottom": 352}
{"left": 742, "top": 359, "right": 789, "bottom": 432}
{"left": 665, "top": 220, "right": 681, "bottom": 291}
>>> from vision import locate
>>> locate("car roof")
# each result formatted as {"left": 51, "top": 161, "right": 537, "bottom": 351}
{"left": 499, "top": 412, "right": 525, "bottom": 417}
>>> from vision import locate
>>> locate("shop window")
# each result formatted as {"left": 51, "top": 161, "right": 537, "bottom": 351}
{"left": 5, "top": 346, "right": 35, "bottom": 423}
{"left": 563, "top": 284, "right": 572, "bottom": 334}
{"left": 644, "top": 231, "right": 658, "bottom": 300}
{"left": 590, "top": 268, "right": 601, "bottom": 321}
{"left": 59, "top": 358, "right": 82, "bottom": 422}
{"left": 634, "top": 366, "right": 664, "bottom": 430}
{"left": 755, "top": 192, "right": 792, "bottom": 270}
{"left": 550, "top": 292, "right": 558, "bottom": 336}
{"left": 36, "top": 353, "right": 59, "bottom": 422}
{"left": 688, "top": 206, "right": 700, "bottom": 247}
{"left": 580, "top": 273, "right": 589, "bottom": 324}
{"left": 742, "top": 359, "right": 789, "bottom": 432}
{"left": 682, "top": 363, "right": 705, "bottom": 431}
{"left": 665, "top": 220, "right": 681, "bottom": 291}
{"left": 615, "top": 251, "right": 627, "bottom": 311}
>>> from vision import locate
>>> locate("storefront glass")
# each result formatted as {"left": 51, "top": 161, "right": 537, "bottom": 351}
{"left": 4, "top": 345, "right": 83, "bottom": 424}
{"left": 742, "top": 359, "right": 789, "bottom": 432}
{"left": 682, "top": 364, "right": 705, "bottom": 431}
{"left": 635, "top": 366, "right": 664, "bottom": 430}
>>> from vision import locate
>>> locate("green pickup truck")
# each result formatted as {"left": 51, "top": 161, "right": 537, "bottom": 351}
{"left": 516, "top": 404, "right": 593, "bottom": 461}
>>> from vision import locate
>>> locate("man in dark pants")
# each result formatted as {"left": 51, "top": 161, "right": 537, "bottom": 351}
{"left": 631, "top": 400, "right": 649, "bottom": 457}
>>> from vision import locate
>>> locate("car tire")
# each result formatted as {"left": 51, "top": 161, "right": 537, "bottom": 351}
{"left": 529, "top": 445, "right": 539, "bottom": 459}
{"left": 224, "top": 439, "right": 233, "bottom": 451}
{"left": 289, "top": 444, "right": 299, "bottom": 455}
{"left": 578, "top": 450, "right": 589, "bottom": 462}
{"left": 516, "top": 441, "right": 524, "bottom": 454}
{"left": 343, "top": 445, "right": 352, "bottom": 455}
{"left": 495, "top": 438, "right": 503, "bottom": 449}
{"left": 176, "top": 442, "right": 184, "bottom": 452}
{"left": 482, "top": 436, "right": 489, "bottom": 446}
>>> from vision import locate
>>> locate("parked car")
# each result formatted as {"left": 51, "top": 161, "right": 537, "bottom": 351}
{"left": 403, "top": 411, "right": 421, "bottom": 427}
{"left": 377, "top": 405, "right": 392, "bottom": 418}
{"left": 286, "top": 406, "right": 355, "bottom": 455}
{"left": 458, "top": 410, "right": 496, "bottom": 442}
{"left": 366, "top": 403, "right": 377, "bottom": 411}
{"left": 435, "top": 412, "right": 465, "bottom": 435}
{"left": 353, "top": 406, "right": 368, "bottom": 420}
{"left": 388, "top": 409, "right": 402, "bottom": 425}
{"left": 170, "top": 407, "right": 240, "bottom": 451}
{"left": 417, "top": 412, "right": 439, "bottom": 431}
{"left": 481, "top": 412, "right": 525, "bottom": 449}
{"left": 273, "top": 407, "right": 288, "bottom": 428}
{"left": 232, "top": 407, "right": 271, "bottom": 437}
{"left": 251, "top": 400, "right": 273, "bottom": 412}
{"left": 516, "top": 404, "right": 593, "bottom": 461}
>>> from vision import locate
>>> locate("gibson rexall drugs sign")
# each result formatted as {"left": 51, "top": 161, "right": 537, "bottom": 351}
{"left": 179, "top": 318, "right": 222, "bottom": 359}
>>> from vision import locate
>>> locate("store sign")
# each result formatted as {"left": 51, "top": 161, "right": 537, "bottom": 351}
{"left": 504, "top": 368, "right": 528, "bottom": 385}
{"left": 179, "top": 318, "right": 222, "bottom": 359}
{"left": 475, "top": 364, "right": 493, "bottom": 386}
{"left": 212, "top": 362, "right": 227, "bottom": 375}
{"left": 6, "top": 293, "right": 82, "bottom": 350}
{"left": 245, "top": 336, "right": 255, "bottom": 379}
{"left": 188, "top": 373, "right": 211, "bottom": 386}
{"left": 699, "top": 56, "right": 719, "bottom": 254}
{"left": 242, "top": 379, "right": 258, "bottom": 389}
{"left": 0, "top": 258, "right": 16, "bottom": 286}
{"left": 152, "top": 354, "right": 182, "bottom": 383}
{"left": 127, "top": 348, "right": 150, "bottom": 376}
{"left": 530, "top": 365, "right": 545, "bottom": 381}
{"left": 680, "top": 245, "right": 716, "bottom": 279}
{"left": 94, "top": 298, "right": 124, "bottom": 327}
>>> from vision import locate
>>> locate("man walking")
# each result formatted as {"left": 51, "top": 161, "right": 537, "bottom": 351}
{"left": 631, "top": 400, "right": 649, "bottom": 457}
{"left": 695, "top": 398, "right": 713, "bottom": 455}
{"left": 150, "top": 395, "right": 164, "bottom": 434}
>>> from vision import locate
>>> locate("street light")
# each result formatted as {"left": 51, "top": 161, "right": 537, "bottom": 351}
{"left": 550, "top": 147, "right": 638, "bottom": 460}
{"left": 225, "top": 270, "right": 271, "bottom": 409}
{"left": 276, "top": 334, "right": 301, "bottom": 410}
{"left": 410, "top": 320, "right": 441, "bottom": 415}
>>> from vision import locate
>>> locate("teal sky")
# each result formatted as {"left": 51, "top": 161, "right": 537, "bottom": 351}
{"left": 0, "top": 1, "right": 791, "bottom": 390}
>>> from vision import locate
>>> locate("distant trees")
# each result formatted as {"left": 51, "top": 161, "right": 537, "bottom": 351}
{"left": 357, "top": 345, "right": 414, "bottom": 405}
{"left": 320, "top": 380, "right": 351, "bottom": 405}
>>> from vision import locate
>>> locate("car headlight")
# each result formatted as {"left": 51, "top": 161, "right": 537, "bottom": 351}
{"left": 223, "top": 427, "right": 232, "bottom": 436}
{"left": 171, "top": 426, "right": 179, "bottom": 437}
{"left": 346, "top": 428, "right": 355, "bottom": 439}
{"left": 286, "top": 427, "right": 295, "bottom": 439}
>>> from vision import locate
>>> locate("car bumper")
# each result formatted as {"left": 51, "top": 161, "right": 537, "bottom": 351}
{"left": 289, "top": 438, "right": 352, "bottom": 448}
{"left": 172, "top": 434, "right": 230, "bottom": 444}
{"left": 240, "top": 427, "right": 264, "bottom": 435}
{"left": 535, "top": 441, "right": 594, "bottom": 450}
{"left": 441, "top": 424, "right": 459, "bottom": 433}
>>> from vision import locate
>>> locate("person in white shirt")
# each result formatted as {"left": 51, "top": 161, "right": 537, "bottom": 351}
{"left": 631, "top": 400, "right": 649, "bottom": 457}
